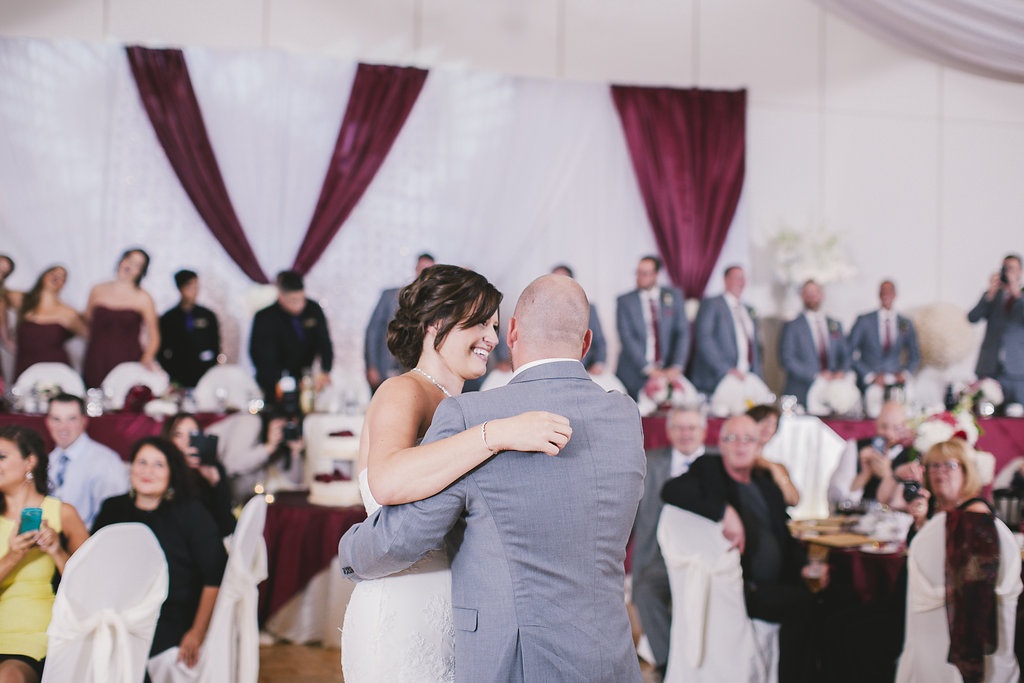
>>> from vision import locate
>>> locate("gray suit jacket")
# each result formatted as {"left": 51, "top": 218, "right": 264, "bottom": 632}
{"left": 615, "top": 287, "right": 690, "bottom": 399}
{"left": 779, "top": 314, "right": 850, "bottom": 405}
{"left": 847, "top": 310, "right": 920, "bottom": 387}
{"left": 689, "top": 294, "right": 762, "bottom": 394}
{"left": 339, "top": 361, "right": 645, "bottom": 683}
{"left": 364, "top": 287, "right": 403, "bottom": 383}
{"left": 969, "top": 289, "right": 1023, "bottom": 379}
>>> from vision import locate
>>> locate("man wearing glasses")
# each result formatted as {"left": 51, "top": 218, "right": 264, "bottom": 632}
{"left": 661, "top": 415, "right": 825, "bottom": 683}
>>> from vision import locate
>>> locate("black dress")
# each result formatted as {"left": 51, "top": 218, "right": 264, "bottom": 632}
{"left": 92, "top": 495, "right": 227, "bottom": 655}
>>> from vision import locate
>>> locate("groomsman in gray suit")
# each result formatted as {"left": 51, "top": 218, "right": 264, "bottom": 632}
{"left": 969, "top": 254, "right": 1024, "bottom": 403}
{"left": 779, "top": 280, "right": 851, "bottom": 406}
{"left": 847, "top": 280, "right": 920, "bottom": 391}
{"left": 615, "top": 255, "right": 690, "bottom": 399}
{"left": 340, "top": 274, "right": 645, "bottom": 683}
{"left": 632, "top": 407, "right": 716, "bottom": 676}
{"left": 690, "top": 265, "right": 761, "bottom": 395}
{"left": 363, "top": 252, "right": 434, "bottom": 392}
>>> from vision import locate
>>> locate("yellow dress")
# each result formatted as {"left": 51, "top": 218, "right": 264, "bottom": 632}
{"left": 0, "top": 496, "right": 63, "bottom": 660}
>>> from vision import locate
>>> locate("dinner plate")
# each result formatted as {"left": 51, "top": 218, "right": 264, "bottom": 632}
{"left": 859, "top": 542, "right": 901, "bottom": 554}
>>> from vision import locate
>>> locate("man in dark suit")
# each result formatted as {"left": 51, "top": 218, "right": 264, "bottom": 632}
{"left": 969, "top": 254, "right": 1024, "bottom": 402}
{"left": 847, "top": 280, "right": 920, "bottom": 392}
{"left": 157, "top": 269, "right": 221, "bottom": 387}
{"left": 615, "top": 255, "right": 690, "bottom": 400}
{"left": 662, "top": 415, "right": 824, "bottom": 683}
{"left": 340, "top": 274, "right": 645, "bottom": 682}
{"left": 250, "top": 270, "right": 333, "bottom": 402}
{"left": 690, "top": 265, "right": 762, "bottom": 395}
{"left": 632, "top": 407, "right": 716, "bottom": 676}
{"left": 779, "top": 280, "right": 850, "bottom": 406}
{"left": 551, "top": 263, "right": 607, "bottom": 373}
{"left": 364, "top": 252, "right": 434, "bottom": 393}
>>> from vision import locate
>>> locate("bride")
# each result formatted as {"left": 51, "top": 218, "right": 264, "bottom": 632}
{"left": 341, "top": 265, "right": 572, "bottom": 682}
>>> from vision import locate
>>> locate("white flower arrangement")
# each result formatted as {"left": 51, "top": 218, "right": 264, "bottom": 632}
{"left": 771, "top": 228, "right": 857, "bottom": 287}
{"left": 636, "top": 374, "right": 699, "bottom": 417}
{"left": 911, "top": 407, "right": 994, "bottom": 486}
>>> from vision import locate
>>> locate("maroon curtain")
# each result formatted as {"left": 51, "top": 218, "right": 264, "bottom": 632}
{"left": 291, "top": 64, "right": 428, "bottom": 275}
{"left": 611, "top": 86, "right": 746, "bottom": 299}
{"left": 126, "top": 46, "right": 270, "bottom": 284}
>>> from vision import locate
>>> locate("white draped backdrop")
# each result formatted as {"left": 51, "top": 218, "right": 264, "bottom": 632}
{"left": 0, "top": 37, "right": 748, "bottom": 383}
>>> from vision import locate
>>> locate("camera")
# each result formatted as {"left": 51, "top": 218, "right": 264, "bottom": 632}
{"left": 898, "top": 478, "right": 923, "bottom": 503}
{"left": 1000, "top": 264, "right": 1010, "bottom": 285}
{"left": 283, "top": 419, "right": 302, "bottom": 442}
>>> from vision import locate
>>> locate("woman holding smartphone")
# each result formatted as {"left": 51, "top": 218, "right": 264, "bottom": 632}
{"left": 0, "top": 425, "right": 88, "bottom": 683}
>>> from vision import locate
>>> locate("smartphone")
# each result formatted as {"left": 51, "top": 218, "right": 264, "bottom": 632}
{"left": 189, "top": 432, "right": 220, "bottom": 467}
{"left": 19, "top": 507, "right": 43, "bottom": 534}
{"left": 1000, "top": 264, "right": 1010, "bottom": 285}
{"left": 871, "top": 435, "right": 887, "bottom": 453}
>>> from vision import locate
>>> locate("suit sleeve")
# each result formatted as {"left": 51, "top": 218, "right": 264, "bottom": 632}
{"left": 249, "top": 311, "right": 278, "bottom": 393}
{"left": 903, "top": 318, "right": 921, "bottom": 374}
{"left": 660, "top": 458, "right": 728, "bottom": 522}
{"left": 314, "top": 304, "right": 334, "bottom": 373}
{"left": 779, "top": 321, "right": 813, "bottom": 383}
{"left": 666, "top": 289, "right": 690, "bottom": 370}
{"left": 847, "top": 316, "right": 869, "bottom": 380}
{"left": 338, "top": 398, "right": 470, "bottom": 582}
{"left": 587, "top": 304, "right": 607, "bottom": 366}
{"left": 968, "top": 293, "right": 994, "bottom": 323}
{"left": 364, "top": 292, "right": 390, "bottom": 372}
{"left": 693, "top": 299, "right": 730, "bottom": 380}
{"left": 833, "top": 321, "right": 851, "bottom": 371}
{"left": 616, "top": 296, "right": 646, "bottom": 371}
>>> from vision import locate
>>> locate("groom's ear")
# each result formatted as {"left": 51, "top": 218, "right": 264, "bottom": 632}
{"left": 507, "top": 317, "right": 519, "bottom": 350}
{"left": 579, "top": 328, "right": 592, "bottom": 361}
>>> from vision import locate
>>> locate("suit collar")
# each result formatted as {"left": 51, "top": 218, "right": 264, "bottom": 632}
{"left": 509, "top": 359, "right": 589, "bottom": 384}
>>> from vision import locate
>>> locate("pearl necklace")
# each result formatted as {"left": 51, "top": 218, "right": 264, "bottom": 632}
{"left": 412, "top": 367, "right": 452, "bottom": 398}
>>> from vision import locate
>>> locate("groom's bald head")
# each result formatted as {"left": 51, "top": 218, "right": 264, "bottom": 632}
{"left": 508, "top": 274, "right": 592, "bottom": 370}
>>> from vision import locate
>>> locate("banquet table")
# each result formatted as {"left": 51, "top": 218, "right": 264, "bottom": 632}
{"left": 259, "top": 490, "right": 366, "bottom": 647}
{"left": 0, "top": 409, "right": 223, "bottom": 459}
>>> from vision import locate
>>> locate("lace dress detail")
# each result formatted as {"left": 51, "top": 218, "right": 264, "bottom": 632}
{"left": 341, "top": 470, "right": 455, "bottom": 682}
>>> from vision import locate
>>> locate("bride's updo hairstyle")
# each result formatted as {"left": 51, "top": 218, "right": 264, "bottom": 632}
{"left": 387, "top": 265, "right": 502, "bottom": 370}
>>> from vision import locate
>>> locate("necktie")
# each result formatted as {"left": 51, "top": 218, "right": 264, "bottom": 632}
{"left": 1006, "top": 294, "right": 1017, "bottom": 316}
{"left": 817, "top": 317, "right": 829, "bottom": 370}
{"left": 648, "top": 295, "right": 662, "bottom": 364}
{"left": 54, "top": 451, "right": 70, "bottom": 489}
{"left": 882, "top": 315, "right": 893, "bottom": 354}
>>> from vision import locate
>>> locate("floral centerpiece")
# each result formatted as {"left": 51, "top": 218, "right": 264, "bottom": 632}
{"left": 771, "top": 228, "right": 857, "bottom": 287}
{"left": 636, "top": 374, "right": 699, "bottom": 417}
{"left": 909, "top": 402, "right": 994, "bottom": 485}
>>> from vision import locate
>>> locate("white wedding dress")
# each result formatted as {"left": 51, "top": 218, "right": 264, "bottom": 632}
{"left": 341, "top": 469, "right": 456, "bottom": 682}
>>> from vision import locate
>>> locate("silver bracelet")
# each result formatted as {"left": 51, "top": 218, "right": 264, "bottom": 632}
{"left": 481, "top": 421, "right": 498, "bottom": 454}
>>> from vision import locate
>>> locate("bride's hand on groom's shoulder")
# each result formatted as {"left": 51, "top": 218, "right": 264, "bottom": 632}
{"left": 491, "top": 412, "right": 572, "bottom": 456}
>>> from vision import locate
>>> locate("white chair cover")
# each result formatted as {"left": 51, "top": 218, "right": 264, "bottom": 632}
{"left": 193, "top": 364, "right": 261, "bottom": 413}
{"left": 805, "top": 372, "right": 861, "bottom": 416}
{"left": 194, "top": 495, "right": 269, "bottom": 683}
{"left": 709, "top": 373, "right": 775, "bottom": 418}
{"left": 101, "top": 362, "right": 170, "bottom": 409}
{"left": 42, "top": 523, "right": 169, "bottom": 683}
{"left": 657, "top": 505, "right": 778, "bottom": 683}
{"left": 895, "top": 512, "right": 1022, "bottom": 683}
{"left": 13, "top": 361, "right": 86, "bottom": 398}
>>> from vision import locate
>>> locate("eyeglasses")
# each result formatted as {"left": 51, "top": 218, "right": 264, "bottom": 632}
{"left": 925, "top": 461, "right": 961, "bottom": 472}
{"left": 720, "top": 435, "right": 759, "bottom": 444}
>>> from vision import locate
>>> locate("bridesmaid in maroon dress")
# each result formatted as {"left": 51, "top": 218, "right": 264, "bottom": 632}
{"left": 13, "top": 265, "right": 89, "bottom": 380}
{"left": 82, "top": 248, "right": 161, "bottom": 388}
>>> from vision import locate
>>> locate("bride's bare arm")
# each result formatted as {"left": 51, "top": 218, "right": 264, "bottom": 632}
{"left": 366, "top": 377, "right": 572, "bottom": 505}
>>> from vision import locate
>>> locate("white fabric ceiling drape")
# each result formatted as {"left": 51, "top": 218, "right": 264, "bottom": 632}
{"left": 0, "top": 37, "right": 747, "bottom": 382}
{"left": 815, "top": 0, "right": 1024, "bottom": 83}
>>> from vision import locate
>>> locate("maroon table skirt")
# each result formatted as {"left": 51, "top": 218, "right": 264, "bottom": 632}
{"left": 258, "top": 491, "right": 367, "bottom": 624}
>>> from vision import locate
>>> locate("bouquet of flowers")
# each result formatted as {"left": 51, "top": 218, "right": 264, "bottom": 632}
{"left": 636, "top": 374, "right": 699, "bottom": 417}
{"left": 910, "top": 407, "right": 994, "bottom": 485}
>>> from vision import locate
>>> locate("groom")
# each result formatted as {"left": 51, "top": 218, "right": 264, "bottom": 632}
{"left": 339, "top": 274, "right": 646, "bottom": 682}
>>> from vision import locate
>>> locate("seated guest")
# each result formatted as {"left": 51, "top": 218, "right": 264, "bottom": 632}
{"left": 82, "top": 248, "right": 160, "bottom": 388}
{"left": 747, "top": 404, "right": 800, "bottom": 507}
{"left": 828, "top": 401, "right": 909, "bottom": 510}
{"left": 905, "top": 438, "right": 992, "bottom": 538}
{"left": 161, "top": 413, "right": 235, "bottom": 537}
{"left": 0, "top": 425, "right": 89, "bottom": 683}
{"left": 45, "top": 393, "right": 129, "bottom": 529}
{"left": 632, "top": 407, "right": 715, "bottom": 675}
{"left": 662, "top": 415, "right": 826, "bottom": 683}
{"left": 847, "top": 280, "right": 920, "bottom": 392}
{"left": 157, "top": 270, "right": 221, "bottom": 388}
{"left": 205, "top": 410, "right": 304, "bottom": 505}
{"left": 690, "top": 265, "right": 762, "bottom": 395}
{"left": 13, "top": 265, "right": 88, "bottom": 380}
{"left": 779, "top": 280, "right": 850, "bottom": 407}
{"left": 93, "top": 438, "right": 227, "bottom": 673}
